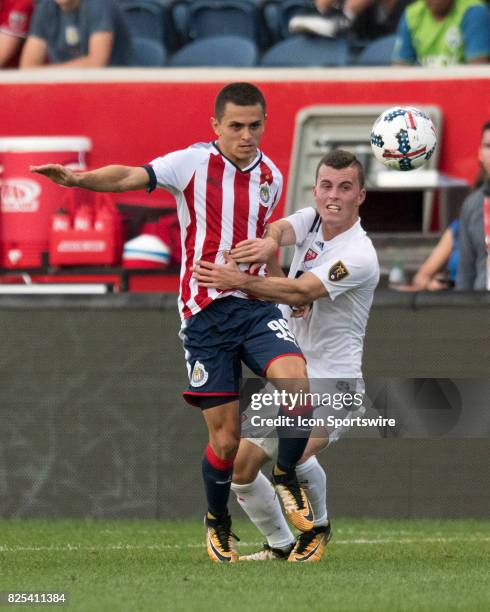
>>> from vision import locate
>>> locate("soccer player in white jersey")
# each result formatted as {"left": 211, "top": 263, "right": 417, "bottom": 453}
{"left": 194, "top": 149, "right": 380, "bottom": 562}
{"left": 31, "top": 82, "right": 317, "bottom": 563}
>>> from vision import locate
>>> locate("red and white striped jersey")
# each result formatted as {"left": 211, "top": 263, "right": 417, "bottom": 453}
{"left": 146, "top": 141, "right": 283, "bottom": 320}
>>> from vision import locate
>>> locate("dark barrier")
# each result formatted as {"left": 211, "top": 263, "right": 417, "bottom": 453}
{"left": 0, "top": 290, "right": 488, "bottom": 519}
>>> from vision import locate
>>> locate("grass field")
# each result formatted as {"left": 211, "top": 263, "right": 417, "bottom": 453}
{"left": 1, "top": 519, "right": 489, "bottom": 612}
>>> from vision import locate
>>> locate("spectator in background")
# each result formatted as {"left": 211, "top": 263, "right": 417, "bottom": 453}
{"left": 392, "top": 0, "right": 490, "bottom": 66}
{"left": 289, "top": 0, "right": 412, "bottom": 40}
{"left": 456, "top": 121, "right": 490, "bottom": 290}
{"left": 396, "top": 219, "right": 460, "bottom": 291}
{"left": 20, "top": 0, "right": 132, "bottom": 68}
{"left": 0, "top": 0, "right": 33, "bottom": 68}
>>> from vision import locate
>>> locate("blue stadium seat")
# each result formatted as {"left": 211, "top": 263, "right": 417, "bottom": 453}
{"left": 356, "top": 34, "right": 397, "bottom": 66}
{"left": 119, "top": 0, "right": 166, "bottom": 43}
{"left": 172, "top": 0, "right": 260, "bottom": 44}
{"left": 169, "top": 35, "right": 258, "bottom": 66}
{"left": 260, "top": 34, "right": 349, "bottom": 67}
{"left": 129, "top": 37, "right": 167, "bottom": 66}
{"left": 263, "top": 0, "right": 317, "bottom": 42}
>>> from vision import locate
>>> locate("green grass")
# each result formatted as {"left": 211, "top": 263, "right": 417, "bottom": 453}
{"left": 1, "top": 519, "right": 489, "bottom": 612}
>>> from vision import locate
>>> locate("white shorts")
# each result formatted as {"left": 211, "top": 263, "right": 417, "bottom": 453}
{"left": 247, "top": 436, "right": 281, "bottom": 461}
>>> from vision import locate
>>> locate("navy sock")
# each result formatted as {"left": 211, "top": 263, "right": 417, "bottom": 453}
{"left": 202, "top": 444, "right": 234, "bottom": 519}
{"left": 276, "top": 403, "right": 312, "bottom": 473}
{"left": 276, "top": 437, "right": 310, "bottom": 473}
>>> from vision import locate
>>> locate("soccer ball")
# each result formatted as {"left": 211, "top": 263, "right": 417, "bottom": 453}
{"left": 370, "top": 107, "right": 437, "bottom": 171}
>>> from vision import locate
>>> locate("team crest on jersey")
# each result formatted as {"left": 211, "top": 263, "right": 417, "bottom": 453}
{"left": 259, "top": 182, "right": 270, "bottom": 205}
{"left": 191, "top": 360, "right": 209, "bottom": 387}
{"left": 304, "top": 248, "right": 318, "bottom": 263}
{"left": 328, "top": 260, "right": 349, "bottom": 282}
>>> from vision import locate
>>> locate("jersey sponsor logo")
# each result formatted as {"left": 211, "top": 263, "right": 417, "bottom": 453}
{"left": 328, "top": 260, "right": 349, "bottom": 282}
{"left": 304, "top": 248, "right": 318, "bottom": 262}
{"left": 259, "top": 182, "right": 270, "bottom": 205}
{"left": 191, "top": 360, "right": 209, "bottom": 387}
{"left": 314, "top": 241, "right": 324, "bottom": 250}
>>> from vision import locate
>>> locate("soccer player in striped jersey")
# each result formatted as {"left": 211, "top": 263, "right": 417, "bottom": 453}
{"left": 194, "top": 150, "right": 379, "bottom": 562}
{"left": 31, "top": 82, "right": 315, "bottom": 563}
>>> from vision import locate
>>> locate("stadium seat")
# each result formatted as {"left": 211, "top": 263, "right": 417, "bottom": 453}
{"left": 356, "top": 34, "right": 397, "bottom": 66}
{"left": 260, "top": 34, "right": 349, "bottom": 67}
{"left": 129, "top": 37, "right": 167, "bottom": 66}
{"left": 119, "top": 0, "right": 166, "bottom": 44}
{"left": 263, "top": 0, "right": 317, "bottom": 42}
{"left": 169, "top": 35, "right": 258, "bottom": 66}
{"left": 172, "top": 0, "right": 261, "bottom": 44}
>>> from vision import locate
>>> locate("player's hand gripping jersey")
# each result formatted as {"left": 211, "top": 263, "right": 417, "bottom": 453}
{"left": 145, "top": 142, "right": 282, "bottom": 320}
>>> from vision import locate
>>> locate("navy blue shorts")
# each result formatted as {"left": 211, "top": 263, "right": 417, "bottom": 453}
{"left": 180, "top": 297, "right": 304, "bottom": 407}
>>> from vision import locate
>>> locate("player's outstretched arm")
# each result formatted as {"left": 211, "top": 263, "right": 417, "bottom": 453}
{"left": 30, "top": 164, "right": 150, "bottom": 193}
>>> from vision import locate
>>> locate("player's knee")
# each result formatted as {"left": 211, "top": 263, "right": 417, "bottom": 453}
{"left": 266, "top": 355, "right": 308, "bottom": 381}
{"left": 287, "top": 376, "right": 310, "bottom": 398}
{"left": 277, "top": 379, "right": 314, "bottom": 419}
{"left": 210, "top": 433, "right": 240, "bottom": 460}
{"left": 295, "top": 360, "right": 308, "bottom": 380}
{"left": 276, "top": 371, "right": 309, "bottom": 400}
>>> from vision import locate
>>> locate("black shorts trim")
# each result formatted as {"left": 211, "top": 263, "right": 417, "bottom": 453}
{"left": 183, "top": 391, "right": 239, "bottom": 410}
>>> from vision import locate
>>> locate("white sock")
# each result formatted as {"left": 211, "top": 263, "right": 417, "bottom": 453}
{"left": 232, "top": 471, "right": 294, "bottom": 550}
{"left": 296, "top": 456, "right": 328, "bottom": 527}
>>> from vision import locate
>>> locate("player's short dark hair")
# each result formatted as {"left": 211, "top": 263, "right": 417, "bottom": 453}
{"left": 315, "top": 149, "right": 365, "bottom": 188}
{"left": 482, "top": 120, "right": 490, "bottom": 135}
{"left": 214, "top": 82, "right": 266, "bottom": 121}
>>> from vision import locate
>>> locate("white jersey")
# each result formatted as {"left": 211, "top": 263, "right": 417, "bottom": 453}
{"left": 146, "top": 142, "right": 282, "bottom": 320}
{"left": 284, "top": 207, "right": 379, "bottom": 379}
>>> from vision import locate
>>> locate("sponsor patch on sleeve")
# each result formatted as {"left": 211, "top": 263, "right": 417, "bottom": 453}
{"left": 328, "top": 260, "right": 349, "bottom": 282}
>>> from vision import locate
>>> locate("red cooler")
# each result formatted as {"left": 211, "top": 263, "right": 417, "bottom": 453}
{"left": 0, "top": 136, "right": 92, "bottom": 268}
